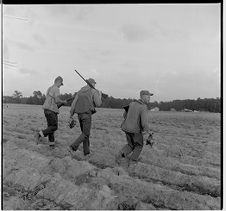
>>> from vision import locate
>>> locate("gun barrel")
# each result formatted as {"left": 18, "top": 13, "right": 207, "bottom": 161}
{"left": 74, "top": 69, "right": 86, "bottom": 83}
{"left": 74, "top": 69, "right": 96, "bottom": 89}
{"left": 74, "top": 69, "right": 108, "bottom": 99}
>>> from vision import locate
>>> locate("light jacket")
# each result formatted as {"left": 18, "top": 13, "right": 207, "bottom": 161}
{"left": 121, "top": 99, "right": 150, "bottom": 134}
{"left": 70, "top": 85, "right": 102, "bottom": 115}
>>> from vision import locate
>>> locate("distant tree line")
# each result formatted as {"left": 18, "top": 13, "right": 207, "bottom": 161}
{"left": 155, "top": 98, "right": 221, "bottom": 113}
{"left": 3, "top": 90, "right": 76, "bottom": 106}
{"left": 3, "top": 90, "right": 221, "bottom": 113}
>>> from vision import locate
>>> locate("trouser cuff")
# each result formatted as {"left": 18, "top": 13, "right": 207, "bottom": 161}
{"left": 71, "top": 145, "right": 78, "bottom": 151}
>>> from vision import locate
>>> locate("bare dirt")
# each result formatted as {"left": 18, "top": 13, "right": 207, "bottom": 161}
{"left": 2, "top": 104, "right": 221, "bottom": 210}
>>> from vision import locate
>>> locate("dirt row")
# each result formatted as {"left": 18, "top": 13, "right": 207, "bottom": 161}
{"left": 3, "top": 139, "right": 221, "bottom": 210}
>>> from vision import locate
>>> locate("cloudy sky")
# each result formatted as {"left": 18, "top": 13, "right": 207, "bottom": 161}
{"left": 3, "top": 4, "right": 220, "bottom": 101}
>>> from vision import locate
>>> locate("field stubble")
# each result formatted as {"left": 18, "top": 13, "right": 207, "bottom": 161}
{"left": 3, "top": 104, "right": 221, "bottom": 210}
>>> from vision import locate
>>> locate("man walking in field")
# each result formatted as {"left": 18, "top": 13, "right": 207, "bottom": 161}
{"left": 115, "top": 90, "right": 153, "bottom": 167}
{"left": 68, "top": 78, "right": 102, "bottom": 156}
{"left": 34, "top": 76, "right": 67, "bottom": 148}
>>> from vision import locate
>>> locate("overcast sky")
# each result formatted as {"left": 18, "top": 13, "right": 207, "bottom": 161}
{"left": 3, "top": 4, "right": 220, "bottom": 101}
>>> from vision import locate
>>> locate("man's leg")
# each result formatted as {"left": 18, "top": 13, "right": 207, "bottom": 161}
{"left": 70, "top": 113, "right": 91, "bottom": 155}
{"left": 46, "top": 112, "right": 58, "bottom": 147}
{"left": 120, "top": 132, "right": 135, "bottom": 157}
{"left": 48, "top": 134, "right": 55, "bottom": 146}
{"left": 35, "top": 110, "right": 57, "bottom": 145}
{"left": 82, "top": 114, "right": 92, "bottom": 155}
{"left": 42, "top": 110, "right": 58, "bottom": 146}
{"left": 115, "top": 132, "right": 134, "bottom": 164}
{"left": 129, "top": 133, "right": 143, "bottom": 161}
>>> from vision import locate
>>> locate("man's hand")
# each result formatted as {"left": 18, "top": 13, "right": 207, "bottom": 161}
{"left": 57, "top": 100, "right": 67, "bottom": 109}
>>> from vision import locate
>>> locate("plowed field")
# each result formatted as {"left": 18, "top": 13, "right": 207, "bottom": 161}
{"left": 2, "top": 104, "right": 221, "bottom": 210}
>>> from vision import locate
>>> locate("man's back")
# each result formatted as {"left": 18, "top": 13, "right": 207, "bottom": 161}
{"left": 121, "top": 100, "right": 148, "bottom": 133}
{"left": 72, "top": 85, "right": 101, "bottom": 114}
{"left": 75, "top": 86, "right": 94, "bottom": 114}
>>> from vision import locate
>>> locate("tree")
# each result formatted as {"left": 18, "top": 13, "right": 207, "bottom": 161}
{"left": 33, "top": 91, "right": 42, "bottom": 99}
{"left": 29, "top": 90, "right": 45, "bottom": 105}
{"left": 12, "top": 90, "right": 23, "bottom": 103}
{"left": 13, "top": 90, "right": 22, "bottom": 99}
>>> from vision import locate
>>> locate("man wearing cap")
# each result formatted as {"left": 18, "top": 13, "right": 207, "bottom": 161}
{"left": 115, "top": 90, "right": 153, "bottom": 167}
{"left": 34, "top": 76, "right": 67, "bottom": 148}
{"left": 68, "top": 78, "right": 102, "bottom": 156}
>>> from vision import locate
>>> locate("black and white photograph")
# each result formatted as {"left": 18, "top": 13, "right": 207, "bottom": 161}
{"left": 2, "top": 2, "right": 222, "bottom": 210}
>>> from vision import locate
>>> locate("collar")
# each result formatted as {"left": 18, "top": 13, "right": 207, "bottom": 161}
{"left": 53, "top": 84, "right": 59, "bottom": 88}
{"left": 135, "top": 99, "right": 145, "bottom": 105}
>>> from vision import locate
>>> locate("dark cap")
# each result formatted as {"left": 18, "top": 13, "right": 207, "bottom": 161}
{"left": 87, "top": 78, "right": 96, "bottom": 84}
{"left": 55, "top": 76, "right": 63, "bottom": 85}
{"left": 140, "top": 90, "right": 154, "bottom": 96}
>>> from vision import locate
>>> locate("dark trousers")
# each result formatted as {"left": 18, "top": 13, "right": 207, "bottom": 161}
{"left": 42, "top": 109, "right": 58, "bottom": 142}
{"left": 71, "top": 112, "right": 92, "bottom": 155}
{"left": 120, "top": 132, "right": 144, "bottom": 161}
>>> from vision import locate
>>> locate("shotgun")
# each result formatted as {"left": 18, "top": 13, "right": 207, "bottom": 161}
{"left": 74, "top": 69, "right": 108, "bottom": 99}
{"left": 57, "top": 97, "right": 74, "bottom": 109}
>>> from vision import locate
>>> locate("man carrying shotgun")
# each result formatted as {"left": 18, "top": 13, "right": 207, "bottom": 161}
{"left": 68, "top": 77, "right": 102, "bottom": 156}
{"left": 34, "top": 76, "right": 67, "bottom": 148}
{"left": 115, "top": 90, "right": 153, "bottom": 167}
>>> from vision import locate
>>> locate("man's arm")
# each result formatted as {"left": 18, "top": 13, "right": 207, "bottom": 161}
{"left": 92, "top": 90, "right": 102, "bottom": 107}
{"left": 70, "top": 94, "right": 78, "bottom": 117}
{"left": 141, "top": 109, "right": 151, "bottom": 139}
{"left": 55, "top": 96, "right": 67, "bottom": 104}
{"left": 123, "top": 110, "right": 127, "bottom": 119}
{"left": 52, "top": 87, "right": 66, "bottom": 104}
{"left": 123, "top": 103, "right": 130, "bottom": 119}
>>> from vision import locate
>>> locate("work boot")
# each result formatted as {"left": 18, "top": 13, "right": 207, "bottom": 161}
{"left": 83, "top": 153, "right": 91, "bottom": 160}
{"left": 68, "top": 145, "right": 77, "bottom": 156}
{"left": 49, "top": 142, "right": 55, "bottom": 149}
{"left": 34, "top": 132, "right": 41, "bottom": 145}
{"left": 84, "top": 152, "right": 90, "bottom": 156}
